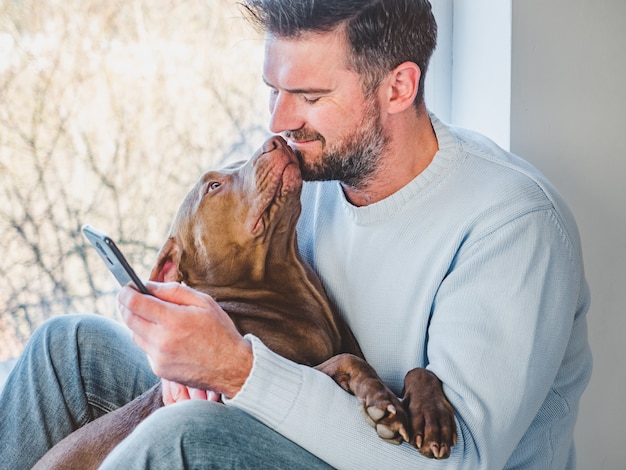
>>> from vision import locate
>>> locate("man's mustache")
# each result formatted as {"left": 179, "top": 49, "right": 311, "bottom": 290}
{"left": 283, "top": 128, "right": 325, "bottom": 145}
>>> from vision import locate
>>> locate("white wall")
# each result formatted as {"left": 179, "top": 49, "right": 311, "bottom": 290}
{"left": 429, "top": 1, "right": 625, "bottom": 467}
{"left": 510, "top": 1, "right": 626, "bottom": 468}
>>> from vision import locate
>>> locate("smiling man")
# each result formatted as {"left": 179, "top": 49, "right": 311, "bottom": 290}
{"left": 264, "top": 37, "right": 437, "bottom": 206}
{"left": 0, "top": 1, "right": 592, "bottom": 469}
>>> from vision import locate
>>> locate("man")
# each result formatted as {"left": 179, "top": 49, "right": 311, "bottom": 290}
{"left": 0, "top": 1, "right": 592, "bottom": 468}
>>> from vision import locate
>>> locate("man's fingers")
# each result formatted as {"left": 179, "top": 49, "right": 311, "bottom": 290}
{"left": 118, "top": 299, "right": 157, "bottom": 349}
{"left": 171, "top": 383, "right": 191, "bottom": 402}
{"left": 118, "top": 285, "right": 160, "bottom": 322}
{"left": 162, "top": 378, "right": 174, "bottom": 405}
{"left": 189, "top": 388, "right": 209, "bottom": 400}
{"left": 145, "top": 281, "right": 214, "bottom": 308}
{"left": 119, "top": 282, "right": 204, "bottom": 326}
{"left": 162, "top": 379, "right": 209, "bottom": 404}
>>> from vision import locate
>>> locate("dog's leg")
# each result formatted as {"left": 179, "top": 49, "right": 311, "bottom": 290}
{"left": 316, "top": 354, "right": 409, "bottom": 444}
{"left": 316, "top": 354, "right": 456, "bottom": 459}
{"left": 33, "top": 383, "right": 164, "bottom": 470}
{"left": 402, "top": 367, "right": 457, "bottom": 459}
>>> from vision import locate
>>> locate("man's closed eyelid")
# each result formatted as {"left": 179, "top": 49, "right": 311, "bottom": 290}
{"left": 303, "top": 95, "right": 321, "bottom": 104}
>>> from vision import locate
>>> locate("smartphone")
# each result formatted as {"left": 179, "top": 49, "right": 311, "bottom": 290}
{"left": 82, "top": 225, "right": 151, "bottom": 295}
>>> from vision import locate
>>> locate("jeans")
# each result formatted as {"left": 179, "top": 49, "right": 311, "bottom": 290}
{"left": 0, "top": 314, "right": 333, "bottom": 469}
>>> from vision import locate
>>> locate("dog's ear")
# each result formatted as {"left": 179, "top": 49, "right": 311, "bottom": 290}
{"left": 150, "top": 237, "right": 182, "bottom": 282}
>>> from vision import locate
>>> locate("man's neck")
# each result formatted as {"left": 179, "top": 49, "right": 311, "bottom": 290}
{"left": 341, "top": 108, "right": 438, "bottom": 207}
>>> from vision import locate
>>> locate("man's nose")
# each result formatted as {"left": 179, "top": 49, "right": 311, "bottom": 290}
{"left": 268, "top": 91, "right": 303, "bottom": 134}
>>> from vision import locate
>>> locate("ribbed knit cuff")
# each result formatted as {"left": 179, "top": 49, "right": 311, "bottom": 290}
{"left": 223, "top": 334, "right": 304, "bottom": 429}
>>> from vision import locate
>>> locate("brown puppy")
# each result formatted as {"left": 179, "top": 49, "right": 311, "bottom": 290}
{"left": 34, "top": 136, "right": 455, "bottom": 469}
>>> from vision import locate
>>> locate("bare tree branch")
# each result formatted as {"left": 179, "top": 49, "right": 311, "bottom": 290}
{"left": 0, "top": 0, "right": 267, "bottom": 359}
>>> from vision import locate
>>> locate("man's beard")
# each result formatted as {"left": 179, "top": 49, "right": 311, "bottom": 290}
{"left": 284, "top": 98, "right": 389, "bottom": 190}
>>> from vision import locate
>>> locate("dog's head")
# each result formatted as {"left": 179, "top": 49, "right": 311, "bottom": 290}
{"left": 150, "top": 136, "right": 303, "bottom": 291}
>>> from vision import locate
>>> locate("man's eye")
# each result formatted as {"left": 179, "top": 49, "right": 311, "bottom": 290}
{"left": 303, "top": 96, "right": 321, "bottom": 104}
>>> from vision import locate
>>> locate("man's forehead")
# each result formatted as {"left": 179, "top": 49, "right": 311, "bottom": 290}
{"left": 264, "top": 30, "right": 349, "bottom": 63}
{"left": 262, "top": 31, "right": 352, "bottom": 88}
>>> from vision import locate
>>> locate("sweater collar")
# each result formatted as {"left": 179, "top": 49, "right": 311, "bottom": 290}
{"left": 339, "top": 113, "right": 461, "bottom": 225}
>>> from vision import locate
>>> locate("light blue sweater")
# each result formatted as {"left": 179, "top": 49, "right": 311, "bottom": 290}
{"left": 227, "top": 115, "right": 593, "bottom": 469}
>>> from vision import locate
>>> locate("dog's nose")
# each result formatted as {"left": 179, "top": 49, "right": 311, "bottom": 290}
{"left": 263, "top": 135, "right": 288, "bottom": 154}
{"left": 262, "top": 137, "right": 278, "bottom": 154}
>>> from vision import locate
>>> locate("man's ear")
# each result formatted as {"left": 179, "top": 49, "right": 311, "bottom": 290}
{"left": 149, "top": 237, "right": 183, "bottom": 282}
{"left": 382, "top": 61, "right": 421, "bottom": 115}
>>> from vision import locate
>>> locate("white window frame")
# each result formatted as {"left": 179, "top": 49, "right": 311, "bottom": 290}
{"left": 426, "top": 0, "right": 512, "bottom": 150}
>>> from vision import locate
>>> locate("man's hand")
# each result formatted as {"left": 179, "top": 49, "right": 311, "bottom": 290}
{"left": 161, "top": 378, "right": 221, "bottom": 404}
{"left": 118, "top": 281, "right": 253, "bottom": 399}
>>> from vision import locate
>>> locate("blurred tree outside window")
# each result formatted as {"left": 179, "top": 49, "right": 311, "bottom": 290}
{"left": 0, "top": 0, "right": 269, "bottom": 361}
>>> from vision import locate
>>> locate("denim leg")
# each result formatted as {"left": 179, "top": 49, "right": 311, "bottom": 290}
{"left": 100, "top": 400, "right": 335, "bottom": 470}
{"left": 0, "top": 314, "right": 158, "bottom": 470}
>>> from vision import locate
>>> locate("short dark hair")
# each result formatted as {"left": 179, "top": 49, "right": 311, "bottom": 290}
{"left": 241, "top": 0, "right": 438, "bottom": 105}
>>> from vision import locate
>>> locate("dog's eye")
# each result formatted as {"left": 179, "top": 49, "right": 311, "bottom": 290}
{"left": 208, "top": 181, "right": 221, "bottom": 192}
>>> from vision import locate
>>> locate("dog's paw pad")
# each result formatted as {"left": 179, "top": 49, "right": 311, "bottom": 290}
{"left": 359, "top": 403, "right": 396, "bottom": 425}
{"left": 359, "top": 403, "right": 376, "bottom": 427}
{"left": 359, "top": 403, "right": 409, "bottom": 443}
{"left": 367, "top": 405, "right": 388, "bottom": 421}
{"left": 377, "top": 428, "right": 404, "bottom": 444}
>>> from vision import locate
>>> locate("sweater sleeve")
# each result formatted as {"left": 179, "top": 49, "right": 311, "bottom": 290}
{"left": 224, "top": 335, "right": 467, "bottom": 469}
{"left": 426, "top": 207, "right": 589, "bottom": 468}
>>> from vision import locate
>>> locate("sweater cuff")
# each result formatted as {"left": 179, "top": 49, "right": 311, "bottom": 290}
{"left": 223, "top": 334, "right": 304, "bottom": 429}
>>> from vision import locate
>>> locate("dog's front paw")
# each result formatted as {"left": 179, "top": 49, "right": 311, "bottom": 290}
{"left": 317, "top": 354, "right": 410, "bottom": 444}
{"left": 403, "top": 368, "right": 457, "bottom": 459}
{"left": 355, "top": 377, "right": 409, "bottom": 444}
